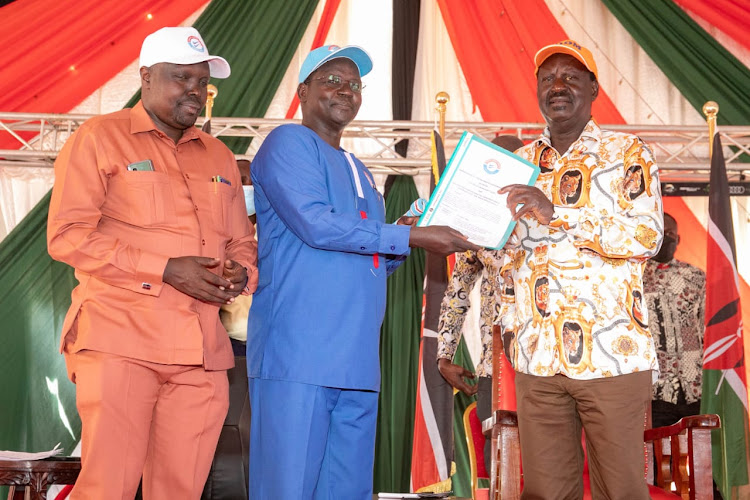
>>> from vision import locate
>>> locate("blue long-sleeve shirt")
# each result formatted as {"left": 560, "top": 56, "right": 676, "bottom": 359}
{"left": 247, "top": 124, "right": 411, "bottom": 391}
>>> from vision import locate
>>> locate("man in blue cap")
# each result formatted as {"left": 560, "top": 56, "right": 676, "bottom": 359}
{"left": 247, "top": 45, "right": 478, "bottom": 499}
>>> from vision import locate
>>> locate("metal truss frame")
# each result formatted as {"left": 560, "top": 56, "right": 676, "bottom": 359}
{"left": 1, "top": 112, "right": 748, "bottom": 182}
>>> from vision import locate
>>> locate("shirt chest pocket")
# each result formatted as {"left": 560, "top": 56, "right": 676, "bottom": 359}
{"left": 108, "top": 171, "right": 176, "bottom": 226}
{"left": 207, "top": 182, "right": 234, "bottom": 234}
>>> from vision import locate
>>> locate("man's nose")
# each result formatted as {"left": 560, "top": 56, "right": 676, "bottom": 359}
{"left": 186, "top": 80, "right": 202, "bottom": 95}
{"left": 337, "top": 83, "right": 354, "bottom": 97}
{"left": 551, "top": 76, "right": 567, "bottom": 91}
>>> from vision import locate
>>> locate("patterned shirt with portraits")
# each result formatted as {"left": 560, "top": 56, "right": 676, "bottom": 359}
{"left": 643, "top": 259, "right": 705, "bottom": 404}
{"left": 498, "top": 120, "right": 662, "bottom": 380}
{"left": 437, "top": 249, "right": 507, "bottom": 378}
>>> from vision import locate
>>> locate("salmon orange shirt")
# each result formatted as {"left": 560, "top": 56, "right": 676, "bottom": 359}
{"left": 48, "top": 101, "right": 257, "bottom": 370}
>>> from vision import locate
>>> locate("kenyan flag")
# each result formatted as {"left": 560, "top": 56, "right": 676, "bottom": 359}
{"left": 701, "top": 132, "right": 750, "bottom": 499}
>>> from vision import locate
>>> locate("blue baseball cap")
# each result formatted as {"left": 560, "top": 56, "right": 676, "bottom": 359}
{"left": 298, "top": 45, "right": 373, "bottom": 84}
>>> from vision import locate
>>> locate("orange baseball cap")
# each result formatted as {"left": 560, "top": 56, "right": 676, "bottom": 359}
{"left": 534, "top": 40, "right": 598, "bottom": 80}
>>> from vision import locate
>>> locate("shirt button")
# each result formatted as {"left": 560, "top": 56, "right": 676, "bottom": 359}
{"left": 202, "top": 239, "right": 206, "bottom": 246}
{"left": 360, "top": 246, "right": 366, "bottom": 250}
{"left": 195, "top": 206, "right": 199, "bottom": 211}
{"left": 390, "top": 245, "right": 395, "bottom": 251}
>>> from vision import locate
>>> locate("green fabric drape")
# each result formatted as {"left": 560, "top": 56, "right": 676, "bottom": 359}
{"left": 0, "top": 192, "right": 79, "bottom": 454}
{"left": 374, "top": 176, "right": 425, "bottom": 493}
{"left": 601, "top": 0, "right": 750, "bottom": 126}
{"left": 126, "top": 0, "right": 319, "bottom": 153}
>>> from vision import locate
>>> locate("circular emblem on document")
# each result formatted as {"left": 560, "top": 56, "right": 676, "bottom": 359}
{"left": 483, "top": 158, "right": 501, "bottom": 175}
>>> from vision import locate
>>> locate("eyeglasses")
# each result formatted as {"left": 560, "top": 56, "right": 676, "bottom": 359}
{"left": 307, "top": 74, "right": 365, "bottom": 93}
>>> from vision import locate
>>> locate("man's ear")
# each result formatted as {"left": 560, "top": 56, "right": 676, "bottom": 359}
{"left": 297, "top": 82, "right": 308, "bottom": 103}
{"left": 591, "top": 79, "right": 599, "bottom": 101}
{"left": 140, "top": 66, "right": 151, "bottom": 88}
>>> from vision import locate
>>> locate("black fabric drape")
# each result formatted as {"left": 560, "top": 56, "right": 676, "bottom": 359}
{"left": 383, "top": 0, "right": 421, "bottom": 199}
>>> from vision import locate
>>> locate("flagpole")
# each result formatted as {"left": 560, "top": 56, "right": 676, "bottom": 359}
{"left": 435, "top": 91, "right": 449, "bottom": 143}
{"left": 702, "top": 100, "right": 718, "bottom": 158}
{"left": 206, "top": 84, "right": 218, "bottom": 121}
{"left": 202, "top": 84, "right": 218, "bottom": 134}
{"left": 434, "top": 91, "right": 452, "bottom": 282}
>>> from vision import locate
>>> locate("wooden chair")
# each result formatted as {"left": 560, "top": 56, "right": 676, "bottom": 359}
{"left": 483, "top": 410, "right": 720, "bottom": 500}
{"left": 463, "top": 401, "right": 490, "bottom": 500}
{"left": 484, "top": 326, "right": 721, "bottom": 500}
{"left": 0, "top": 457, "right": 80, "bottom": 500}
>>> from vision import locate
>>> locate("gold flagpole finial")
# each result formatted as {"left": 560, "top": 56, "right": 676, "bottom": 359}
{"left": 703, "top": 101, "right": 719, "bottom": 158}
{"left": 435, "top": 91, "right": 450, "bottom": 140}
{"left": 206, "top": 84, "right": 218, "bottom": 121}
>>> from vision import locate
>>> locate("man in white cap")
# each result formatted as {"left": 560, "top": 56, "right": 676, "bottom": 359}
{"left": 247, "top": 45, "right": 477, "bottom": 499}
{"left": 48, "top": 27, "right": 257, "bottom": 499}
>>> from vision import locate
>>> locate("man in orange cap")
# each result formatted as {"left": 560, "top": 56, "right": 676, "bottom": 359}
{"left": 497, "top": 40, "right": 663, "bottom": 499}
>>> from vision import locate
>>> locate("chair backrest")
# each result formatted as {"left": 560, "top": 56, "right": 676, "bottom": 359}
{"left": 463, "top": 401, "right": 489, "bottom": 499}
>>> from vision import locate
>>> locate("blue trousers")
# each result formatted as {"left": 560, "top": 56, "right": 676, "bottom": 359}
{"left": 248, "top": 378, "right": 378, "bottom": 500}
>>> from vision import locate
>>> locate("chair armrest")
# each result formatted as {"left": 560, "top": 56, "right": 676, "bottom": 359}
{"left": 483, "top": 409, "right": 518, "bottom": 437}
{"left": 486, "top": 410, "right": 521, "bottom": 500}
{"left": 644, "top": 414, "right": 720, "bottom": 500}
{"left": 644, "top": 414, "right": 720, "bottom": 441}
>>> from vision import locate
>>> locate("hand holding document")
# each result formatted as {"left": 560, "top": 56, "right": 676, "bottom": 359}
{"left": 418, "top": 132, "right": 539, "bottom": 249}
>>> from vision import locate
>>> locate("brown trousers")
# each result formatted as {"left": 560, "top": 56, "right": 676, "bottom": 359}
{"left": 515, "top": 370, "right": 652, "bottom": 500}
{"left": 66, "top": 349, "right": 229, "bottom": 500}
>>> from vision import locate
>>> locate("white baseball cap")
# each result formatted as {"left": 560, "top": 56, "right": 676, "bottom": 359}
{"left": 139, "top": 27, "right": 231, "bottom": 79}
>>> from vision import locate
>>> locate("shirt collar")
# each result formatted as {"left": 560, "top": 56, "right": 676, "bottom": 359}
{"left": 656, "top": 258, "right": 675, "bottom": 270}
{"left": 535, "top": 118, "right": 600, "bottom": 152}
{"left": 648, "top": 257, "right": 675, "bottom": 270}
{"left": 130, "top": 100, "right": 206, "bottom": 148}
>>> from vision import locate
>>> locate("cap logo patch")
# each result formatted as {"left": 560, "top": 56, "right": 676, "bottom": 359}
{"left": 328, "top": 45, "right": 340, "bottom": 51}
{"left": 559, "top": 40, "right": 582, "bottom": 50}
{"left": 187, "top": 36, "right": 205, "bottom": 53}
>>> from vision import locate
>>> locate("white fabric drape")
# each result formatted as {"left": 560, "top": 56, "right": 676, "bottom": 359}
{"left": 0, "top": 166, "right": 55, "bottom": 240}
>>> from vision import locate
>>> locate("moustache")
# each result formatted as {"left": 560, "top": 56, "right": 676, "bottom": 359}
{"left": 331, "top": 99, "right": 354, "bottom": 108}
{"left": 179, "top": 98, "right": 203, "bottom": 108}
{"left": 547, "top": 90, "right": 572, "bottom": 102}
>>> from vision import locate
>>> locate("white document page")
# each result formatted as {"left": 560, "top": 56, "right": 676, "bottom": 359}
{"left": 418, "top": 132, "right": 539, "bottom": 249}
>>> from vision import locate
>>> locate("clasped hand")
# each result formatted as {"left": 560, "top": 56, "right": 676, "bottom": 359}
{"left": 163, "top": 256, "right": 247, "bottom": 304}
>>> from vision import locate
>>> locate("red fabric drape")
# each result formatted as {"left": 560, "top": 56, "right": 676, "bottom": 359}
{"left": 0, "top": 0, "right": 208, "bottom": 151}
{"left": 674, "top": 0, "right": 750, "bottom": 53}
{"left": 435, "top": 0, "right": 624, "bottom": 123}
{"left": 284, "top": 0, "right": 343, "bottom": 119}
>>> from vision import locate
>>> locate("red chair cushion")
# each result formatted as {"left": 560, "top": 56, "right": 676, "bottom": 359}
{"left": 468, "top": 406, "right": 488, "bottom": 478}
{"left": 580, "top": 473, "right": 678, "bottom": 499}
